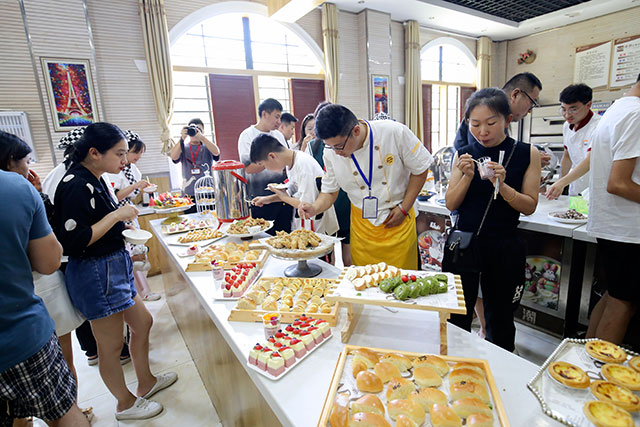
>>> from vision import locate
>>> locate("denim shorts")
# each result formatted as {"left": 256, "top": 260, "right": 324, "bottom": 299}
{"left": 65, "top": 248, "right": 137, "bottom": 321}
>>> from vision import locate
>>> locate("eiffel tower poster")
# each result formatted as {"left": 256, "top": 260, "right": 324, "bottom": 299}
{"left": 41, "top": 58, "right": 99, "bottom": 131}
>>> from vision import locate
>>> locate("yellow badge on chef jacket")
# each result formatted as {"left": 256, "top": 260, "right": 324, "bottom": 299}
{"left": 384, "top": 154, "right": 394, "bottom": 166}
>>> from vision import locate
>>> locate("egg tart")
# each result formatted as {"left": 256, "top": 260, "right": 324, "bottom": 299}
{"left": 629, "top": 356, "right": 640, "bottom": 373}
{"left": 548, "top": 361, "right": 590, "bottom": 389}
{"left": 585, "top": 340, "right": 628, "bottom": 364}
{"left": 583, "top": 400, "right": 634, "bottom": 427}
{"left": 590, "top": 380, "right": 640, "bottom": 412}
{"left": 601, "top": 363, "right": 640, "bottom": 391}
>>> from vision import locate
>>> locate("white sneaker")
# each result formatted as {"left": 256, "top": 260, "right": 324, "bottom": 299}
{"left": 141, "top": 371, "right": 178, "bottom": 399}
{"left": 115, "top": 397, "right": 163, "bottom": 420}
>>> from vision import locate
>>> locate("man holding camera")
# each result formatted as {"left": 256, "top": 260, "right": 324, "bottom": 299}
{"left": 169, "top": 118, "right": 220, "bottom": 199}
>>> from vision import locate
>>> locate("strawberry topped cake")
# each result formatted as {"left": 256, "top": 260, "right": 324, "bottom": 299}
{"left": 222, "top": 263, "right": 260, "bottom": 298}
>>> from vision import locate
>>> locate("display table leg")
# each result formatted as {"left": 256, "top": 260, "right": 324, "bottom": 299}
{"left": 341, "top": 303, "right": 363, "bottom": 343}
{"left": 440, "top": 312, "right": 449, "bottom": 355}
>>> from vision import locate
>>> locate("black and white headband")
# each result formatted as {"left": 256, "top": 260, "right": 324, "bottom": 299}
{"left": 57, "top": 127, "right": 86, "bottom": 150}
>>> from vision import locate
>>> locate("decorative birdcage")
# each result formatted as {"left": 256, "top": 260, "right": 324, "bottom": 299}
{"left": 194, "top": 170, "right": 216, "bottom": 218}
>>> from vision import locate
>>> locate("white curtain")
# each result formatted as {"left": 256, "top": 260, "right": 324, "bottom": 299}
{"left": 139, "top": 0, "right": 175, "bottom": 154}
{"left": 404, "top": 20, "right": 423, "bottom": 140}
{"left": 322, "top": 3, "right": 339, "bottom": 103}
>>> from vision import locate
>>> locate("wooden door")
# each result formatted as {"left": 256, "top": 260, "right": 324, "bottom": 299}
{"left": 290, "top": 79, "right": 325, "bottom": 142}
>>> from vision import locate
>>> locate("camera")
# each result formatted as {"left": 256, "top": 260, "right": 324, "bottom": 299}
{"left": 187, "top": 125, "right": 199, "bottom": 137}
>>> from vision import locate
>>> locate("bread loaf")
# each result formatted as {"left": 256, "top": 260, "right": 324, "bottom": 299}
{"left": 466, "top": 413, "right": 494, "bottom": 427}
{"left": 329, "top": 392, "right": 349, "bottom": 427}
{"left": 387, "top": 399, "right": 425, "bottom": 424}
{"left": 374, "top": 361, "right": 401, "bottom": 383}
{"left": 412, "top": 355, "right": 449, "bottom": 376}
{"left": 429, "top": 404, "right": 462, "bottom": 427}
{"left": 450, "top": 380, "right": 490, "bottom": 404}
{"left": 394, "top": 414, "right": 417, "bottom": 427}
{"left": 449, "top": 368, "right": 485, "bottom": 386}
{"left": 386, "top": 377, "right": 417, "bottom": 401}
{"left": 451, "top": 397, "right": 493, "bottom": 419}
{"left": 452, "top": 362, "right": 485, "bottom": 378}
{"left": 351, "top": 394, "right": 385, "bottom": 416}
{"left": 356, "top": 371, "right": 383, "bottom": 393}
{"left": 413, "top": 366, "right": 443, "bottom": 387}
{"left": 352, "top": 349, "right": 379, "bottom": 369}
{"left": 408, "top": 387, "right": 448, "bottom": 410}
{"left": 381, "top": 353, "right": 412, "bottom": 372}
{"left": 352, "top": 359, "right": 368, "bottom": 377}
{"left": 348, "top": 412, "right": 390, "bottom": 427}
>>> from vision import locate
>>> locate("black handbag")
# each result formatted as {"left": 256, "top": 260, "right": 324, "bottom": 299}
{"left": 442, "top": 143, "right": 517, "bottom": 274}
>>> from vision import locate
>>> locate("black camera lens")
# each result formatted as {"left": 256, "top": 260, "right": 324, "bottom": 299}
{"left": 187, "top": 126, "right": 197, "bottom": 137}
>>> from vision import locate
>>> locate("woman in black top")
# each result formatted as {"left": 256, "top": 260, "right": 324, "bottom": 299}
{"left": 54, "top": 123, "right": 176, "bottom": 420}
{"left": 444, "top": 88, "right": 541, "bottom": 351}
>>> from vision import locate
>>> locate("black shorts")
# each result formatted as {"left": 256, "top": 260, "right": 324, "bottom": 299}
{"left": 597, "top": 238, "right": 640, "bottom": 303}
{"left": 0, "top": 333, "right": 76, "bottom": 425}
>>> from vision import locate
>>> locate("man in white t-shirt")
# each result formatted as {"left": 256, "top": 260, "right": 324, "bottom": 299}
{"left": 238, "top": 98, "right": 293, "bottom": 233}
{"left": 249, "top": 134, "right": 338, "bottom": 235}
{"left": 545, "top": 84, "right": 601, "bottom": 199}
{"left": 586, "top": 75, "right": 640, "bottom": 344}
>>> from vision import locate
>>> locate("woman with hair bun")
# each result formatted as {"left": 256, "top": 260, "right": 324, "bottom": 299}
{"left": 54, "top": 122, "right": 177, "bottom": 420}
{"left": 444, "top": 88, "right": 541, "bottom": 352}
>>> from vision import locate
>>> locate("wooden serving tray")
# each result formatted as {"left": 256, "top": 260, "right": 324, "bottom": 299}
{"left": 318, "top": 345, "right": 509, "bottom": 427}
{"left": 185, "top": 249, "right": 269, "bottom": 271}
{"left": 228, "top": 277, "right": 340, "bottom": 326}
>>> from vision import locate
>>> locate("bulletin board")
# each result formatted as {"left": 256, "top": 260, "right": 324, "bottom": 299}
{"left": 610, "top": 35, "right": 640, "bottom": 88}
{"left": 573, "top": 41, "right": 611, "bottom": 90}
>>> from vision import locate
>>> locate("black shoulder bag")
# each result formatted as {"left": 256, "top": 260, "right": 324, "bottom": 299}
{"left": 442, "top": 143, "right": 517, "bottom": 274}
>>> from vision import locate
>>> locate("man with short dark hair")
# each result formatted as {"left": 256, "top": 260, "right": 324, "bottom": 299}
{"left": 169, "top": 118, "right": 220, "bottom": 198}
{"left": 545, "top": 83, "right": 600, "bottom": 199}
{"left": 278, "top": 112, "right": 297, "bottom": 145}
{"left": 298, "top": 104, "right": 433, "bottom": 269}
{"left": 453, "top": 72, "right": 543, "bottom": 150}
{"left": 0, "top": 163, "right": 88, "bottom": 426}
{"left": 238, "top": 98, "right": 293, "bottom": 233}
{"left": 586, "top": 74, "right": 640, "bottom": 344}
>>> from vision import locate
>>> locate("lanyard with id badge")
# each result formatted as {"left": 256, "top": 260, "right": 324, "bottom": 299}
{"left": 189, "top": 144, "right": 201, "bottom": 175}
{"left": 351, "top": 121, "right": 378, "bottom": 219}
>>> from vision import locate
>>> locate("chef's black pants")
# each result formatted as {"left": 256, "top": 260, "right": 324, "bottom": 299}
{"left": 448, "top": 233, "right": 526, "bottom": 352}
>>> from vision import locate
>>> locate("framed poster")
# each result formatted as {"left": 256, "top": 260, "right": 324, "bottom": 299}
{"left": 573, "top": 41, "right": 611, "bottom": 90}
{"left": 610, "top": 35, "right": 640, "bottom": 88}
{"left": 371, "top": 74, "right": 389, "bottom": 115}
{"left": 40, "top": 58, "right": 99, "bottom": 131}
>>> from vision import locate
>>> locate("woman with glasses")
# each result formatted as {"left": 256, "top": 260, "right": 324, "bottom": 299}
{"left": 298, "top": 104, "right": 433, "bottom": 269}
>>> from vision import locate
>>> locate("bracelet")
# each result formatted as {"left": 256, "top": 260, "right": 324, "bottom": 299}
{"left": 397, "top": 204, "right": 409, "bottom": 216}
{"left": 503, "top": 188, "right": 518, "bottom": 203}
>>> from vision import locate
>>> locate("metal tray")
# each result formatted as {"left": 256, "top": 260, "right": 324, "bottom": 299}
{"left": 527, "top": 338, "right": 640, "bottom": 427}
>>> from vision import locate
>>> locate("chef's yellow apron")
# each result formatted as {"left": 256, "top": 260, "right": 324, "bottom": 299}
{"left": 350, "top": 204, "right": 418, "bottom": 270}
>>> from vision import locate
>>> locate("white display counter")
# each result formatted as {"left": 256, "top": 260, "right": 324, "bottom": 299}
{"left": 151, "top": 217, "right": 563, "bottom": 426}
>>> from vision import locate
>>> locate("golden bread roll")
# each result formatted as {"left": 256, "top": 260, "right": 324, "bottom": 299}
{"left": 363, "top": 275, "right": 375, "bottom": 287}
{"left": 374, "top": 361, "right": 401, "bottom": 383}
{"left": 386, "top": 377, "right": 417, "bottom": 401}
{"left": 629, "top": 356, "right": 640, "bottom": 373}
{"left": 387, "top": 399, "right": 425, "bottom": 424}
{"left": 466, "top": 413, "right": 494, "bottom": 427}
{"left": 346, "top": 268, "right": 359, "bottom": 281}
{"left": 329, "top": 392, "right": 349, "bottom": 427}
{"left": 352, "top": 349, "right": 379, "bottom": 368}
{"left": 583, "top": 400, "right": 634, "bottom": 427}
{"left": 450, "top": 368, "right": 485, "bottom": 386}
{"left": 413, "top": 366, "right": 443, "bottom": 387}
{"left": 412, "top": 355, "right": 449, "bottom": 376}
{"left": 377, "top": 262, "right": 387, "bottom": 272}
{"left": 408, "top": 388, "right": 448, "bottom": 410}
{"left": 452, "top": 362, "right": 485, "bottom": 378}
{"left": 451, "top": 397, "right": 493, "bottom": 419}
{"left": 395, "top": 414, "right": 417, "bottom": 427}
{"left": 381, "top": 353, "right": 412, "bottom": 372}
{"left": 352, "top": 359, "right": 368, "bottom": 377}
{"left": 429, "top": 403, "right": 462, "bottom": 427}
{"left": 236, "top": 297, "right": 256, "bottom": 310}
{"left": 348, "top": 412, "right": 390, "bottom": 427}
{"left": 356, "top": 371, "right": 383, "bottom": 393}
{"left": 450, "top": 380, "right": 490, "bottom": 403}
{"left": 353, "top": 278, "right": 367, "bottom": 291}
{"left": 601, "top": 363, "right": 640, "bottom": 391}
{"left": 590, "top": 380, "right": 640, "bottom": 412}
{"left": 351, "top": 394, "right": 385, "bottom": 416}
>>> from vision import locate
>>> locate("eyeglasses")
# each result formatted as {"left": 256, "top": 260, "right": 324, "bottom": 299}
{"left": 520, "top": 90, "right": 540, "bottom": 110}
{"left": 559, "top": 105, "right": 584, "bottom": 116}
{"left": 324, "top": 127, "right": 353, "bottom": 151}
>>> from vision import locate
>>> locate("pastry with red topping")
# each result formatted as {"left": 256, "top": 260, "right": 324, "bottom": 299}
{"left": 267, "top": 352, "right": 285, "bottom": 377}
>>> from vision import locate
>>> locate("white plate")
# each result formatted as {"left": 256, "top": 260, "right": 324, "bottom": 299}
{"left": 142, "top": 184, "right": 157, "bottom": 193}
{"left": 212, "top": 270, "right": 262, "bottom": 301}
{"left": 246, "top": 333, "right": 333, "bottom": 381}
{"left": 548, "top": 211, "right": 588, "bottom": 224}
{"left": 265, "top": 183, "right": 290, "bottom": 191}
{"left": 436, "top": 198, "right": 446, "bottom": 207}
{"left": 122, "top": 229, "right": 152, "bottom": 245}
{"left": 225, "top": 220, "right": 274, "bottom": 238}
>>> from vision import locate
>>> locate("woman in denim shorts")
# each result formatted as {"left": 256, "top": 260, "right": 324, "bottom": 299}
{"left": 54, "top": 123, "right": 177, "bottom": 421}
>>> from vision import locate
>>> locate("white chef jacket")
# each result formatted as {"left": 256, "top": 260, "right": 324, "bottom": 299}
{"left": 562, "top": 112, "right": 600, "bottom": 195}
{"left": 286, "top": 150, "right": 339, "bottom": 235}
{"left": 587, "top": 96, "right": 640, "bottom": 244}
{"left": 321, "top": 120, "right": 433, "bottom": 226}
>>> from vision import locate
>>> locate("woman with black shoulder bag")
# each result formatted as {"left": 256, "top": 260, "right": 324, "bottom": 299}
{"left": 443, "top": 88, "right": 541, "bottom": 352}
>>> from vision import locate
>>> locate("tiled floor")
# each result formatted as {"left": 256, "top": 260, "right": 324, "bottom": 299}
{"left": 35, "top": 275, "right": 221, "bottom": 427}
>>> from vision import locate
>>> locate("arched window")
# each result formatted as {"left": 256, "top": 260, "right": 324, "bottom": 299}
{"left": 169, "top": 10, "right": 324, "bottom": 157}
{"left": 420, "top": 38, "right": 476, "bottom": 153}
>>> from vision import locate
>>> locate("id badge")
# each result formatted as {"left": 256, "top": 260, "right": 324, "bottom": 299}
{"left": 190, "top": 167, "right": 201, "bottom": 175}
{"left": 362, "top": 196, "right": 378, "bottom": 219}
